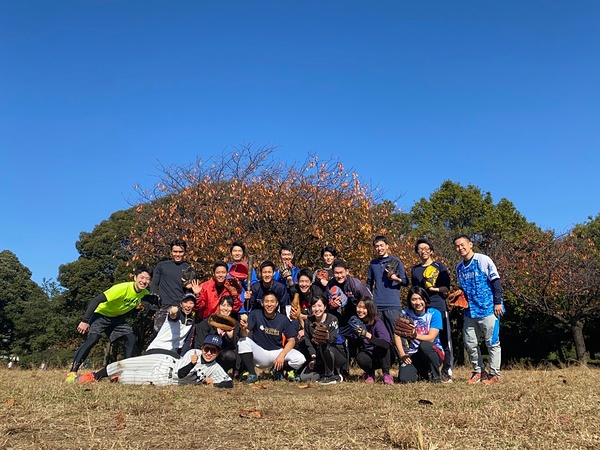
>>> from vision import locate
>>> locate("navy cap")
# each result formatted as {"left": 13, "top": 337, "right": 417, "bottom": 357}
{"left": 202, "top": 334, "right": 223, "bottom": 349}
{"left": 180, "top": 292, "right": 196, "bottom": 302}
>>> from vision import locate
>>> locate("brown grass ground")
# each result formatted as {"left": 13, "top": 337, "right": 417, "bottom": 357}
{"left": 0, "top": 366, "right": 598, "bottom": 450}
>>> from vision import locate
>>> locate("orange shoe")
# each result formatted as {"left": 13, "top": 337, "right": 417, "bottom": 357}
{"left": 75, "top": 372, "right": 96, "bottom": 383}
{"left": 482, "top": 374, "right": 500, "bottom": 385}
{"left": 466, "top": 371, "right": 485, "bottom": 384}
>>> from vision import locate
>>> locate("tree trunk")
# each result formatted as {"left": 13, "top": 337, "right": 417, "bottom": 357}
{"left": 570, "top": 319, "right": 587, "bottom": 365}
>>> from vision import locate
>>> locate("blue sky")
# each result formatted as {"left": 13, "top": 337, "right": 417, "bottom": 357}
{"left": 1, "top": 1, "right": 599, "bottom": 285}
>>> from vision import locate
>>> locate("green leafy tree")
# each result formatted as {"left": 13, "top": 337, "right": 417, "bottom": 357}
{"left": 576, "top": 213, "right": 600, "bottom": 246}
{"left": 408, "top": 180, "right": 536, "bottom": 258}
{"left": 0, "top": 250, "right": 57, "bottom": 355}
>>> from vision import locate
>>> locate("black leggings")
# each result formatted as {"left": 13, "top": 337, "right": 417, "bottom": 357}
{"left": 70, "top": 333, "right": 136, "bottom": 372}
{"left": 356, "top": 346, "right": 391, "bottom": 375}
{"left": 318, "top": 344, "right": 347, "bottom": 376}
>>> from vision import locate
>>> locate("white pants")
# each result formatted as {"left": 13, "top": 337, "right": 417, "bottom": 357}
{"left": 106, "top": 354, "right": 178, "bottom": 386}
{"left": 238, "top": 337, "right": 306, "bottom": 370}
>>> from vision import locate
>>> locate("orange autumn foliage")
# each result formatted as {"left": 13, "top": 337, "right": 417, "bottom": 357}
{"left": 129, "top": 146, "right": 409, "bottom": 280}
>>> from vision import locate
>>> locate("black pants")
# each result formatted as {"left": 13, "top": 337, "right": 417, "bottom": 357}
{"left": 377, "top": 308, "right": 402, "bottom": 364}
{"left": 300, "top": 344, "right": 347, "bottom": 381}
{"left": 397, "top": 340, "right": 442, "bottom": 383}
{"left": 356, "top": 346, "right": 391, "bottom": 375}
{"left": 70, "top": 333, "right": 136, "bottom": 372}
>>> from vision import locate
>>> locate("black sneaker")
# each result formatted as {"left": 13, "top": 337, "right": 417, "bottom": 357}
{"left": 318, "top": 374, "right": 339, "bottom": 385}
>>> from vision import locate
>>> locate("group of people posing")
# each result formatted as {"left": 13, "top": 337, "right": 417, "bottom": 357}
{"left": 65, "top": 234, "right": 505, "bottom": 387}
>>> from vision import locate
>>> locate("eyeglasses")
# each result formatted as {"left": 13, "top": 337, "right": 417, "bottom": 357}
{"left": 203, "top": 346, "right": 219, "bottom": 354}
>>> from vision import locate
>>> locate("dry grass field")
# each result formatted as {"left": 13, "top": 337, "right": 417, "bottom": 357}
{"left": 0, "top": 365, "right": 598, "bottom": 450}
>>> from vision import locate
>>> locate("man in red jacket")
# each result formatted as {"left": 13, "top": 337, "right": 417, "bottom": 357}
{"left": 192, "top": 262, "right": 242, "bottom": 319}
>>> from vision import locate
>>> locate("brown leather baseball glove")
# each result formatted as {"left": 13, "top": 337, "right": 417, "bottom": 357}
{"left": 394, "top": 316, "right": 417, "bottom": 339}
{"left": 447, "top": 289, "right": 469, "bottom": 309}
{"left": 311, "top": 321, "right": 329, "bottom": 345}
{"left": 224, "top": 277, "right": 241, "bottom": 297}
{"left": 208, "top": 313, "right": 237, "bottom": 332}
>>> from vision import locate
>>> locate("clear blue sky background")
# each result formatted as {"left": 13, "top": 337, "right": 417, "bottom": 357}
{"left": 1, "top": 1, "right": 599, "bottom": 285}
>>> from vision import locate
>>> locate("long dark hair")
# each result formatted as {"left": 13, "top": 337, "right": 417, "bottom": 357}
{"left": 357, "top": 297, "right": 378, "bottom": 326}
{"left": 405, "top": 286, "right": 431, "bottom": 311}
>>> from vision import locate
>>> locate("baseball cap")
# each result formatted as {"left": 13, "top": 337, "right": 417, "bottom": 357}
{"left": 180, "top": 292, "right": 197, "bottom": 303}
{"left": 202, "top": 334, "right": 223, "bottom": 349}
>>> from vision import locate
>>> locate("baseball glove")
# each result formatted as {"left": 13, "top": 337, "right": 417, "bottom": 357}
{"left": 224, "top": 277, "right": 241, "bottom": 296}
{"left": 315, "top": 269, "right": 330, "bottom": 282}
{"left": 208, "top": 313, "right": 237, "bottom": 332}
{"left": 394, "top": 316, "right": 417, "bottom": 339}
{"left": 279, "top": 262, "right": 292, "bottom": 280}
{"left": 181, "top": 266, "right": 196, "bottom": 287}
{"left": 385, "top": 258, "right": 399, "bottom": 275}
{"left": 423, "top": 265, "right": 440, "bottom": 289}
{"left": 290, "top": 293, "right": 301, "bottom": 320}
{"left": 348, "top": 315, "right": 367, "bottom": 337}
{"left": 328, "top": 286, "right": 348, "bottom": 308}
{"left": 447, "top": 289, "right": 469, "bottom": 309}
{"left": 139, "top": 293, "right": 161, "bottom": 313}
{"left": 311, "top": 321, "right": 329, "bottom": 345}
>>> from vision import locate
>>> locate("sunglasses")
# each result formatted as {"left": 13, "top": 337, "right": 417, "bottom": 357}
{"left": 203, "top": 345, "right": 219, "bottom": 354}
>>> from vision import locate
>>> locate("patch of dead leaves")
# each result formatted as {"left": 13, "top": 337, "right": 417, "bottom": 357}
{"left": 239, "top": 407, "right": 262, "bottom": 419}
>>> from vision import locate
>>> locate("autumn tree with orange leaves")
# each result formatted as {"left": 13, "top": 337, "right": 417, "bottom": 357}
{"left": 129, "top": 146, "right": 409, "bottom": 281}
{"left": 498, "top": 227, "right": 600, "bottom": 364}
